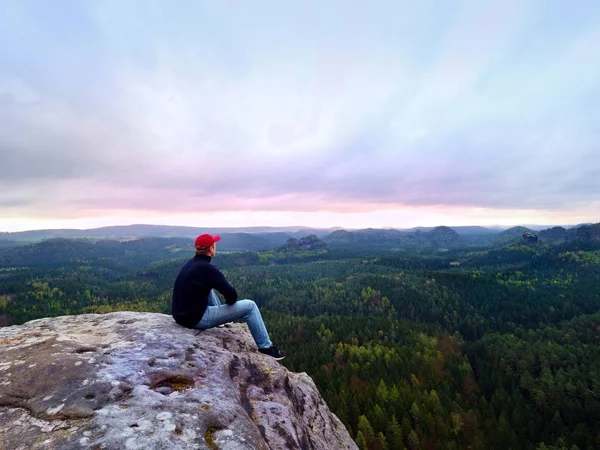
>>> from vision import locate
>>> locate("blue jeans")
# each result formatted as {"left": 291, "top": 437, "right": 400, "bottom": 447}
{"left": 194, "top": 290, "right": 273, "bottom": 349}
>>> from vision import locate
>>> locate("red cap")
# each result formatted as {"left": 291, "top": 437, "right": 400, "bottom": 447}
{"left": 194, "top": 234, "right": 221, "bottom": 248}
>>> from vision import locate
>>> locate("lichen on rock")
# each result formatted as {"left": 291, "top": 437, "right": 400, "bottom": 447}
{"left": 0, "top": 311, "right": 357, "bottom": 449}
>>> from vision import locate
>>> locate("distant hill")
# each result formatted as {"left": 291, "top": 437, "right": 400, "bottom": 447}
{"left": 491, "top": 226, "right": 534, "bottom": 246}
{"left": 0, "top": 224, "right": 340, "bottom": 241}
{"left": 2, "top": 223, "right": 597, "bottom": 255}
{"left": 323, "top": 223, "right": 598, "bottom": 250}
{"left": 323, "top": 227, "right": 463, "bottom": 250}
{"left": 538, "top": 226, "right": 572, "bottom": 244}
{"left": 0, "top": 238, "right": 189, "bottom": 268}
{"left": 428, "top": 226, "right": 460, "bottom": 246}
{"left": 498, "top": 226, "right": 533, "bottom": 236}
{"left": 2, "top": 223, "right": 598, "bottom": 269}
{"left": 0, "top": 233, "right": 287, "bottom": 268}
{"left": 576, "top": 223, "right": 600, "bottom": 242}
{"left": 520, "top": 223, "right": 585, "bottom": 231}
{"left": 323, "top": 229, "right": 407, "bottom": 248}
{"left": 0, "top": 240, "right": 22, "bottom": 250}
{"left": 406, "top": 226, "right": 500, "bottom": 235}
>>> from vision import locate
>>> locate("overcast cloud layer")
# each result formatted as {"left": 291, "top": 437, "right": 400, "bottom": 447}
{"left": 1, "top": 0, "right": 599, "bottom": 230}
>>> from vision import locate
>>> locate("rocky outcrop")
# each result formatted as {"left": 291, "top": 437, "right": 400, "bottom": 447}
{"left": 0, "top": 312, "right": 356, "bottom": 450}
{"left": 521, "top": 231, "right": 538, "bottom": 244}
{"left": 278, "top": 235, "right": 327, "bottom": 252}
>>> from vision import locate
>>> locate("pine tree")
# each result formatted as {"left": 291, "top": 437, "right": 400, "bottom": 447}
{"left": 407, "top": 430, "right": 420, "bottom": 450}
{"left": 410, "top": 402, "right": 421, "bottom": 427}
{"left": 355, "top": 431, "right": 367, "bottom": 450}
{"left": 386, "top": 415, "right": 404, "bottom": 450}
{"left": 357, "top": 414, "right": 374, "bottom": 441}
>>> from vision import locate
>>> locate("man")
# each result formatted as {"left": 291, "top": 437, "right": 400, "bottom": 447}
{"left": 172, "top": 233, "right": 285, "bottom": 360}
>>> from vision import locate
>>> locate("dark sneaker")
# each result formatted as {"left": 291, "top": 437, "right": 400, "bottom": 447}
{"left": 258, "top": 345, "right": 286, "bottom": 361}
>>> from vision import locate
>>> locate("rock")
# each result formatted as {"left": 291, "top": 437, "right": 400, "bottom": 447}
{"left": 521, "top": 231, "right": 538, "bottom": 243}
{"left": 0, "top": 312, "right": 357, "bottom": 450}
{"left": 278, "top": 235, "right": 327, "bottom": 252}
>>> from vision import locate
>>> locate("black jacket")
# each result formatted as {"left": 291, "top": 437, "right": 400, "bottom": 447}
{"left": 171, "top": 255, "right": 238, "bottom": 328}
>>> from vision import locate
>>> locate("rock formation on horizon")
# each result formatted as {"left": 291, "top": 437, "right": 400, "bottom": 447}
{"left": 278, "top": 235, "right": 327, "bottom": 252}
{"left": 521, "top": 231, "right": 539, "bottom": 244}
{"left": 0, "top": 312, "right": 357, "bottom": 450}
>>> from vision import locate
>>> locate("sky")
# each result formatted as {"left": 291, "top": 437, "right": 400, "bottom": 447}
{"left": 1, "top": 0, "right": 599, "bottom": 232}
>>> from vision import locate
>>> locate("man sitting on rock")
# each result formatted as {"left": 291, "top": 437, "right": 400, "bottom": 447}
{"left": 172, "top": 234, "right": 285, "bottom": 360}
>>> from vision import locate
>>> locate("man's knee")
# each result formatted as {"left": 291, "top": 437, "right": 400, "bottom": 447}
{"left": 237, "top": 299, "right": 257, "bottom": 316}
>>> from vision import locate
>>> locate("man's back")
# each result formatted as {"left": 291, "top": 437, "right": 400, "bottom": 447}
{"left": 172, "top": 255, "right": 237, "bottom": 328}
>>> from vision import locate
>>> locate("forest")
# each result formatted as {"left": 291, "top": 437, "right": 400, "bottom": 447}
{"left": 0, "top": 226, "right": 599, "bottom": 450}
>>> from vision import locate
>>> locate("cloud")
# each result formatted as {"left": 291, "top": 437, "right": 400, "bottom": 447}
{"left": 0, "top": 0, "right": 599, "bottom": 227}
{"left": 0, "top": 77, "right": 40, "bottom": 105}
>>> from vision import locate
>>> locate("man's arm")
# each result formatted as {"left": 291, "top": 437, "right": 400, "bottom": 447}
{"left": 211, "top": 267, "right": 238, "bottom": 304}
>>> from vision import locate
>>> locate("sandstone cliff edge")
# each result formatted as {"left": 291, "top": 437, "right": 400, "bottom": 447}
{"left": 0, "top": 312, "right": 357, "bottom": 450}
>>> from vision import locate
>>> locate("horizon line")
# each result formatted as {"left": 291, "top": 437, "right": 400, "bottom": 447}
{"left": 2, "top": 221, "right": 594, "bottom": 235}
